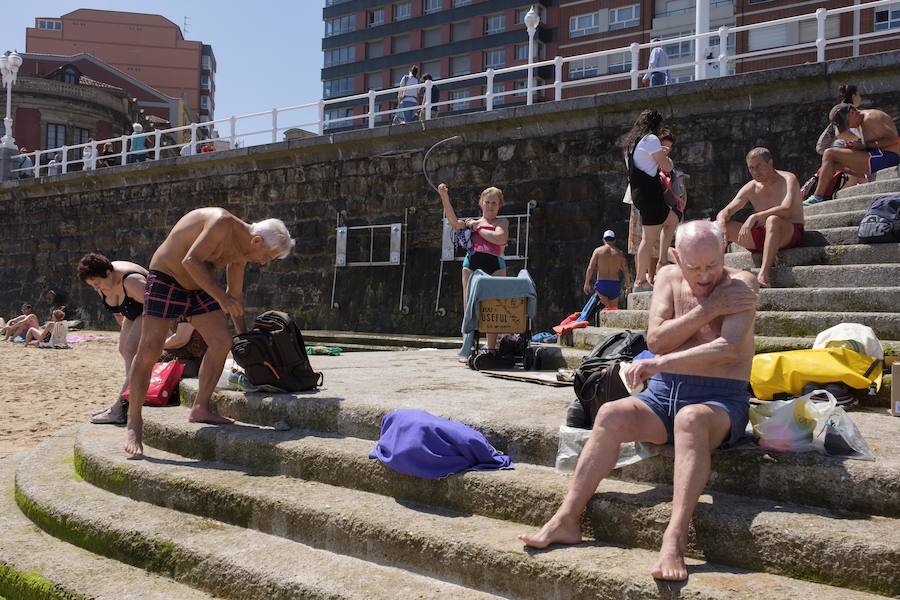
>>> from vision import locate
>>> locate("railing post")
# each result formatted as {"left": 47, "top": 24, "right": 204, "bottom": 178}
{"left": 368, "top": 90, "right": 377, "bottom": 128}
{"left": 816, "top": 7, "right": 827, "bottom": 63}
{"left": 554, "top": 56, "right": 563, "bottom": 101}
{"left": 90, "top": 140, "right": 97, "bottom": 169}
{"left": 229, "top": 116, "right": 237, "bottom": 148}
{"left": 318, "top": 99, "right": 325, "bottom": 135}
{"left": 694, "top": 0, "right": 710, "bottom": 81}
{"left": 718, "top": 26, "right": 729, "bottom": 77}
{"left": 189, "top": 123, "right": 197, "bottom": 155}
{"left": 120, "top": 135, "right": 128, "bottom": 165}
{"left": 61, "top": 146, "right": 68, "bottom": 174}
{"left": 630, "top": 43, "right": 640, "bottom": 90}
{"left": 271, "top": 108, "right": 279, "bottom": 143}
{"left": 423, "top": 81, "right": 432, "bottom": 121}
{"left": 154, "top": 130, "right": 161, "bottom": 160}
{"left": 485, "top": 68, "right": 494, "bottom": 112}
{"left": 33, "top": 151, "right": 40, "bottom": 177}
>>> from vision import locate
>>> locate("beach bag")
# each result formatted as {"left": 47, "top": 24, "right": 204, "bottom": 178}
{"left": 750, "top": 347, "right": 882, "bottom": 401}
{"left": 231, "top": 311, "right": 323, "bottom": 393}
{"left": 858, "top": 195, "right": 900, "bottom": 243}
{"left": 813, "top": 322, "right": 883, "bottom": 360}
{"left": 660, "top": 169, "right": 687, "bottom": 218}
{"left": 800, "top": 169, "right": 847, "bottom": 201}
{"left": 123, "top": 360, "right": 184, "bottom": 407}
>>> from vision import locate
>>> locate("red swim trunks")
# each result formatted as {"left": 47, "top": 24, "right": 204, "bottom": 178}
{"left": 750, "top": 223, "right": 805, "bottom": 254}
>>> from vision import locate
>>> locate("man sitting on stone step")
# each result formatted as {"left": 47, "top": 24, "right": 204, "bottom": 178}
{"left": 519, "top": 220, "right": 758, "bottom": 582}
{"left": 715, "top": 147, "right": 804, "bottom": 288}
{"left": 123, "top": 207, "right": 295, "bottom": 456}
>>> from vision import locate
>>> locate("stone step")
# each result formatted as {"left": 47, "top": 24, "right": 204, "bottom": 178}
{"left": 76, "top": 424, "right": 900, "bottom": 598}
{"left": 0, "top": 454, "right": 215, "bottom": 600}
{"left": 760, "top": 263, "right": 900, "bottom": 288}
{"left": 15, "top": 431, "right": 502, "bottom": 600}
{"left": 835, "top": 179, "right": 900, "bottom": 199}
{"left": 724, "top": 243, "right": 900, "bottom": 269}
{"left": 629, "top": 287, "right": 900, "bottom": 313}
{"left": 797, "top": 226, "right": 861, "bottom": 246}
{"left": 304, "top": 330, "right": 460, "bottom": 349}
{"left": 180, "top": 363, "right": 900, "bottom": 515}
{"left": 804, "top": 209, "right": 866, "bottom": 229}
{"left": 802, "top": 194, "right": 875, "bottom": 216}
{"left": 873, "top": 166, "right": 900, "bottom": 182}
{"left": 596, "top": 308, "right": 900, "bottom": 340}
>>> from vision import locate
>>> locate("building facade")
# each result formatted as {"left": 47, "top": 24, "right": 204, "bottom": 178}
{"left": 26, "top": 9, "right": 216, "bottom": 123}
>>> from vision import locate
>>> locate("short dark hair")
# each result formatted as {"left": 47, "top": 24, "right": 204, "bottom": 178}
{"left": 830, "top": 103, "right": 855, "bottom": 133}
{"left": 22, "top": 303, "right": 33, "bottom": 311}
{"left": 746, "top": 147, "right": 773, "bottom": 162}
{"left": 658, "top": 128, "right": 676, "bottom": 144}
{"left": 422, "top": 73, "right": 433, "bottom": 81}
{"left": 410, "top": 65, "right": 419, "bottom": 77}
{"left": 837, "top": 84, "right": 858, "bottom": 104}
{"left": 76, "top": 252, "right": 114, "bottom": 282}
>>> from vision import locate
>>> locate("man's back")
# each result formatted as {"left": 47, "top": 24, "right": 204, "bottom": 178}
{"left": 861, "top": 109, "right": 900, "bottom": 153}
{"left": 593, "top": 245, "right": 626, "bottom": 280}
{"left": 151, "top": 208, "right": 239, "bottom": 288}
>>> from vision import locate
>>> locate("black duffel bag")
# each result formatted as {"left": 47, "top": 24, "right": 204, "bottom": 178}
{"left": 231, "top": 310, "right": 323, "bottom": 392}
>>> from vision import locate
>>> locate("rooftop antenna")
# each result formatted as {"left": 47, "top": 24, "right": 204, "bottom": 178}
{"left": 182, "top": 16, "right": 191, "bottom": 35}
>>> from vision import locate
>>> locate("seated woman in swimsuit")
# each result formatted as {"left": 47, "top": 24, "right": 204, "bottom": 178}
{"left": 77, "top": 253, "right": 149, "bottom": 425}
{"left": 23, "top": 309, "right": 67, "bottom": 347}
{"left": 437, "top": 182, "right": 509, "bottom": 353}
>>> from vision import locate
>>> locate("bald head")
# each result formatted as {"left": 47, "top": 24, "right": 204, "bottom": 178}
{"left": 674, "top": 220, "right": 725, "bottom": 256}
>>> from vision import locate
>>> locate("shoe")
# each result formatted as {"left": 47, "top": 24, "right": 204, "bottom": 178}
{"left": 803, "top": 195, "right": 826, "bottom": 206}
{"left": 12, "top": 336, "right": 24, "bottom": 343}
{"left": 633, "top": 283, "right": 653, "bottom": 293}
{"left": 90, "top": 407, "right": 126, "bottom": 425}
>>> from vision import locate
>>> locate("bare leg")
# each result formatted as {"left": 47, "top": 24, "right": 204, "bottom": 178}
{"left": 814, "top": 148, "right": 871, "bottom": 196}
{"left": 125, "top": 317, "right": 174, "bottom": 455}
{"left": 651, "top": 404, "right": 731, "bottom": 581}
{"left": 757, "top": 215, "right": 794, "bottom": 288}
{"left": 656, "top": 210, "right": 679, "bottom": 273}
{"left": 92, "top": 317, "right": 141, "bottom": 422}
{"left": 519, "top": 398, "right": 667, "bottom": 548}
{"left": 636, "top": 224, "right": 663, "bottom": 287}
{"left": 186, "top": 310, "right": 234, "bottom": 425}
{"left": 486, "top": 267, "right": 507, "bottom": 351}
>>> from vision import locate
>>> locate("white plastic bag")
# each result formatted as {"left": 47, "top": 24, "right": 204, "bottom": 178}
{"left": 819, "top": 406, "right": 875, "bottom": 461}
{"left": 813, "top": 322, "right": 883, "bottom": 360}
{"left": 555, "top": 425, "right": 658, "bottom": 473}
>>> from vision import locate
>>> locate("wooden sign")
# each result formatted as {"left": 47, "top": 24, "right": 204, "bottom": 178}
{"left": 478, "top": 298, "right": 527, "bottom": 333}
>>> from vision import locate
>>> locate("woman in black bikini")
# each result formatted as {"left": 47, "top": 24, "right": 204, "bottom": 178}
{"left": 77, "top": 253, "right": 148, "bottom": 424}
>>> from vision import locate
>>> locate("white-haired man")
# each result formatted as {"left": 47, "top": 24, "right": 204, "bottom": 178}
{"left": 124, "top": 207, "right": 295, "bottom": 455}
{"left": 520, "top": 220, "right": 758, "bottom": 582}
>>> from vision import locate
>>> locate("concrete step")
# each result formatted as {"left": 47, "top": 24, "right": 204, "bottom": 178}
{"left": 796, "top": 226, "right": 860, "bottom": 246}
{"left": 0, "top": 453, "right": 215, "bottom": 600}
{"left": 15, "top": 431, "right": 502, "bottom": 600}
{"left": 760, "top": 263, "right": 900, "bottom": 288}
{"left": 304, "top": 330, "right": 460, "bottom": 349}
{"left": 629, "top": 287, "right": 900, "bottom": 313}
{"left": 596, "top": 308, "right": 900, "bottom": 340}
{"left": 180, "top": 362, "right": 900, "bottom": 515}
{"left": 724, "top": 243, "right": 900, "bottom": 269}
{"left": 802, "top": 194, "right": 876, "bottom": 216}
{"left": 77, "top": 423, "right": 900, "bottom": 598}
{"left": 804, "top": 209, "right": 866, "bottom": 229}
{"left": 873, "top": 166, "right": 900, "bottom": 182}
{"left": 836, "top": 179, "right": 900, "bottom": 199}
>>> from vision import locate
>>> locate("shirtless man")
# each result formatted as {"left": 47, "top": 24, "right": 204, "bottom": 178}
{"left": 806, "top": 103, "right": 900, "bottom": 205}
{"left": 519, "top": 220, "right": 758, "bottom": 581}
{"left": 124, "top": 207, "right": 295, "bottom": 456}
{"left": 583, "top": 230, "right": 632, "bottom": 309}
{"left": 2, "top": 303, "right": 39, "bottom": 341}
{"left": 716, "top": 147, "right": 803, "bottom": 288}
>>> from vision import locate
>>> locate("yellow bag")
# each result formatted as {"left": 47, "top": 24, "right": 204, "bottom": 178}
{"left": 750, "top": 347, "right": 882, "bottom": 401}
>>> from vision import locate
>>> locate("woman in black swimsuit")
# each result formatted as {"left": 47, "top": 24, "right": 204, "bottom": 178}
{"left": 77, "top": 253, "right": 148, "bottom": 424}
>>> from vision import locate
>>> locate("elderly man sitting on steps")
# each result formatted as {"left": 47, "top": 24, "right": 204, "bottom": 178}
{"left": 519, "top": 220, "right": 758, "bottom": 581}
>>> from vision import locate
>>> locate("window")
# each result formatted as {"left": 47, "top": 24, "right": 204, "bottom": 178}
{"left": 37, "top": 19, "right": 62, "bottom": 30}
{"left": 63, "top": 67, "right": 79, "bottom": 84}
{"left": 324, "top": 46, "right": 355, "bottom": 67}
{"left": 394, "top": 2, "right": 412, "bottom": 20}
{"left": 515, "top": 41, "right": 545, "bottom": 61}
{"left": 569, "top": 56, "right": 601, "bottom": 79}
{"left": 609, "top": 4, "right": 640, "bottom": 30}
{"left": 323, "top": 76, "right": 354, "bottom": 98}
{"left": 484, "top": 48, "right": 505, "bottom": 69}
{"left": 492, "top": 82, "right": 505, "bottom": 104}
{"left": 367, "top": 40, "right": 385, "bottom": 58}
{"left": 570, "top": 12, "right": 600, "bottom": 37}
{"left": 326, "top": 0, "right": 352, "bottom": 5}
{"left": 366, "top": 71, "right": 384, "bottom": 90}
{"left": 748, "top": 23, "right": 788, "bottom": 51}
{"left": 201, "top": 75, "right": 211, "bottom": 90}
{"left": 391, "top": 67, "right": 408, "bottom": 86}
{"left": 423, "top": 27, "right": 442, "bottom": 47}
{"left": 422, "top": 59, "right": 441, "bottom": 79}
{"left": 799, "top": 15, "right": 841, "bottom": 42}
{"left": 425, "top": 0, "right": 443, "bottom": 14}
{"left": 46, "top": 124, "right": 66, "bottom": 148}
{"left": 516, "top": 6, "right": 546, "bottom": 24}
{"left": 324, "top": 108, "right": 354, "bottom": 129}
{"left": 450, "top": 55, "right": 470, "bottom": 76}
{"left": 485, "top": 14, "right": 506, "bottom": 34}
{"left": 607, "top": 52, "right": 631, "bottom": 74}
{"left": 325, "top": 15, "right": 355, "bottom": 36}
{"left": 453, "top": 0, "right": 471, "bottom": 6}
{"left": 368, "top": 7, "right": 385, "bottom": 27}
{"left": 450, "top": 89, "right": 470, "bottom": 110}
{"left": 663, "top": 31, "right": 694, "bottom": 59}
{"left": 392, "top": 34, "right": 411, "bottom": 53}
{"left": 73, "top": 127, "right": 91, "bottom": 146}
{"left": 514, "top": 78, "right": 544, "bottom": 97}
{"left": 451, "top": 21, "right": 471, "bottom": 42}
{"left": 875, "top": 4, "right": 900, "bottom": 31}
{"left": 200, "top": 96, "right": 209, "bottom": 109}
{"left": 201, "top": 55, "right": 212, "bottom": 70}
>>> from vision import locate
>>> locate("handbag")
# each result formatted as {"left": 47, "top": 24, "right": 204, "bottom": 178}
{"left": 123, "top": 360, "right": 185, "bottom": 407}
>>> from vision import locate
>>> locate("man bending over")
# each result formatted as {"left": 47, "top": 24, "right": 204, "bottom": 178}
{"left": 124, "top": 207, "right": 295, "bottom": 455}
{"left": 716, "top": 147, "right": 803, "bottom": 288}
{"left": 519, "top": 220, "right": 758, "bottom": 581}
{"left": 806, "top": 103, "right": 900, "bottom": 205}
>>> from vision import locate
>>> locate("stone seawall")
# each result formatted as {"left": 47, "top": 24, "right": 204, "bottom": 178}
{"left": 2, "top": 52, "right": 899, "bottom": 335}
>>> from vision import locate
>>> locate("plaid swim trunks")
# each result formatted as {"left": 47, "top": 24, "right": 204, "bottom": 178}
{"left": 143, "top": 269, "right": 221, "bottom": 320}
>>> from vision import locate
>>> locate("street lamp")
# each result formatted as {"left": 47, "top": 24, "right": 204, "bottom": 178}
{"left": 524, "top": 6, "right": 540, "bottom": 106}
{"left": 0, "top": 51, "right": 23, "bottom": 149}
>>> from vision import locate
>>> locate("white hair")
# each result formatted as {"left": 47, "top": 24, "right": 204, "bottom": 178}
{"left": 674, "top": 220, "right": 725, "bottom": 255}
{"left": 250, "top": 218, "right": 296, "bottom": 259}
{"left": 132, "top": 123, "right": 143, "bottom": 133}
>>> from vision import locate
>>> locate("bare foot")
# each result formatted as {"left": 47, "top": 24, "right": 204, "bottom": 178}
{"left": 188, "top": 406, "right": 234, "bottom": 425}
{"left": 517, "top": 515, "right": 582, "bottom": 549}
{"left": 757, "top": 272, "right": 771, "bottom": 288}
{"left": 124, "top": 419, "right": 144, "bottom": 456}
{"left": 650, "top": 536, "right": 688, "bottom": 581}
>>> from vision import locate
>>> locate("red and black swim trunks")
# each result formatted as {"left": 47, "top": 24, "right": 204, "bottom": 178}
{"left": 143, "top": 270, "right": 221, "bottom": 320}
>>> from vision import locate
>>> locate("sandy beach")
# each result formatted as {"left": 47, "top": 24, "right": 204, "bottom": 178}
{"left": 0, "top": 331, "right": 123, "bottom": 459}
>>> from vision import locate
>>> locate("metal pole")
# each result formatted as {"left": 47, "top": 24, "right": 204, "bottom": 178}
{"left": 154, "top": 130, "right": 161, "bottom": 160}
{"left": 718, "top": 26, "right": 729, "bottom": 77}
{"left": 424, "top": 80, "right": 433, "bottom": 121}
{"left": 368, "top": 90, "right": 377, "bottom": 128}
{"left": 271, "top": 108, "right": 278, "bottom": 143}
{"left": 120, "top": 135, "right": 128, "bottom": 165}
{"left": 816, "top": 7, "right": 827, "bottom": 63}
{"left": 853, "top": 0, "right": 861, "bottom": 57}
{"left": 694, "top": 0, "right": 710, "bottom": 81}
{"left": 229, "top": 115, "right": 237, "bottom": 148}
{"left": 398, "top": 208, "right": 409, "bottom": 313}
{"left": 629, "top": 43, "right": 640, "bottom": 90}
{"left": 486, "top": 68, "right": 494, "bottom": 112}
{"left": 527, "top": 29, "right": 535, "bottom": 106}
{"left": 554, "top": 56, "right": 563, "bottom": 101}
{"left": 2, "top": 79, "right": 12, "bottom": 148}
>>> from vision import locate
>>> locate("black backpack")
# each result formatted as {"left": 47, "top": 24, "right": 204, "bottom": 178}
{"left": 568, "top": 331, "right": 648, "bottom": 428}
{"left": 231, "top": 311, "right": 323, "bottom": 392}
{"left": 858, "top": 195, "right": 900, "bottom": 243}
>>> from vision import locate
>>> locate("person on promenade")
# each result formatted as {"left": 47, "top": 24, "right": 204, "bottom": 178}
{"left": 2, "top": 303, "right": 39, "bottom": 341}
{"left": 716, "top": 147, "right": 803, "bottom": 288}
{"left": 519, "top": 220, "right": 758, "bottom": 581}
{"left": 642, "top": 38, "right": 670, "bottom": 87}
{"left": 77, "top": 253, "right": 149, "bottom": 425}
{"left": 397, "top": 65, "right": 420, "bottom": 124}
{"left": 418, "top": 73, "right": 440, "bottom": 120}
{"left": 437, "top": 183, "right": 509, "bottom": 354}
{"left": 624, "top": 110, "right": 679, "bottom": 291}
{"left": 129, "top": 123, "right": 148, "bottom": 163}
{"left": 583, "top": 230, "right": 631, "bottom": 310}
{"left": 123, "top": 207, "right": 295, "bottom": 455}
{"left": 805, "top": 103, "right": 900, "bottom": 206}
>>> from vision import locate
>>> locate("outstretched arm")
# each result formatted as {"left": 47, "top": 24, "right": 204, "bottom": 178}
{"left": 438, "top": 183, "right": 467, "bottom": 230}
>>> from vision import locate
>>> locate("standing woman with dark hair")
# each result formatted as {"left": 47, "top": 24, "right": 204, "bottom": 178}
{"left": 623, "top": 109, "right": 677, "bottom": 290}
{"left": 76, "top": 253, "right": 148, "bottom": 424}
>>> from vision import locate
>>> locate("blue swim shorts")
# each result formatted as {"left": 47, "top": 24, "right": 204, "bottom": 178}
{"left": 636, "top": 372, "right": 750, "bottom": 448}
{"left": 868, "top": 149, "right": 900, "bottom": 176}
{"left": 593, "top": 279, "right": 621, "bottom": 299}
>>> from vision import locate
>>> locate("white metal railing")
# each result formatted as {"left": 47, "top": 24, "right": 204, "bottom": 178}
{"left": 7, "top": 0, "right": 900, "bottom": 179}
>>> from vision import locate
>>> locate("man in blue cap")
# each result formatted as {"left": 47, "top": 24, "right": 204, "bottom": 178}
{"left": 582, "top": 230, "right": 631, "bottom": 309}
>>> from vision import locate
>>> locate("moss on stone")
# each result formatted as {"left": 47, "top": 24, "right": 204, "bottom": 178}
{"left": 0, "top": 564, "right": 83, "bottom": 600}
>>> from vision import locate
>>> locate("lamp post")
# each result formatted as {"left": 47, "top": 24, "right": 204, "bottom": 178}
{"left": 524, "top": 6, "right": 540, "bottom": 106}
{"left": 0, "top": 51, "right": 23, "bottom": 149}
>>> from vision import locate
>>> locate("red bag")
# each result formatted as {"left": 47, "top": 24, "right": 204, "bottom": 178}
{"left": 122, "top": 360, "right": 185, "bottom": 406}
